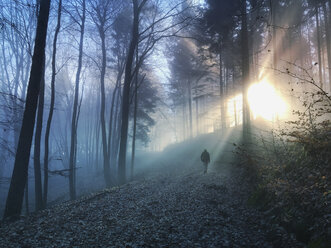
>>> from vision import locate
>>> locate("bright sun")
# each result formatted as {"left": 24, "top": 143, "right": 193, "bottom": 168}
{"left": 248, "top": 79, "right": 287, "bottom": 121}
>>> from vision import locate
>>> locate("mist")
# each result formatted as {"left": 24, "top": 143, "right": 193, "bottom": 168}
{"left": 0, "top": 0, "right": 330, "bottom": 246}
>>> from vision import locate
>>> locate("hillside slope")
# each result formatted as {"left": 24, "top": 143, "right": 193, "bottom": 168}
{"left": 0, "top": 162, "right": 302, "bottom": 247}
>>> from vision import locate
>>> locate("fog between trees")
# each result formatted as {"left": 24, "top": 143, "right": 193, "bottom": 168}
{"left": 0, "top": 0, "right": 330, "bottom": 222}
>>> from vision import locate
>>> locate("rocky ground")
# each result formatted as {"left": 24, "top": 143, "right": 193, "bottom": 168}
{"left": 0, "top": 164, "right": 304, "bottom": 247}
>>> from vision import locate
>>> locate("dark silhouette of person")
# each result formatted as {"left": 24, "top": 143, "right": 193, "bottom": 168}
{"left": 200, "top": 149, "right": 210, "bottom": 174}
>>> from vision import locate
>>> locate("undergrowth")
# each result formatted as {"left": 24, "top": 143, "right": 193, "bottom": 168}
{"left": 235, "top": 89, "right": 331, "bottom": 246}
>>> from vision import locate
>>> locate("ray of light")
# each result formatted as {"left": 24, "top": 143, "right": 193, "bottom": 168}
{"left": 248, "top": 79, "right": 287, "bottom": 121}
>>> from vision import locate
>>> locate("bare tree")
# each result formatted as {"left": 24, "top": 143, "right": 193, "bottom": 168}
{"left": 89, "top": 0, "right": 120, "bottom": 187}
{"left": 322, "top": 2, "right": 331, "bottom": 92}
{"left": 118, "top": 0, "right": 142, "bottom": 184}
{"left": 314, "top": 1, "right": 323, "bottom": 87}
{"left": 33, "top": 59, "right": 45, "bottom": 211}
{"left": 241, "top": 0, "right": 250, "bottom": 142}
{"left": 3, "top": 0, "right": 51, "bottom": 219}
{"left": 43, "top": 0, "right": 62, "bottom": 208}
{"left": 130, "top": 50, "right": 139, "bottom": 180}
{"left": 67, "top": 0, "right": 86, "bottom": 200}
{"left": 118, "top": 0, "right": 191, "bottom": 183}
{"left": 0, "top": 0, "right": 36, "bottom": 154}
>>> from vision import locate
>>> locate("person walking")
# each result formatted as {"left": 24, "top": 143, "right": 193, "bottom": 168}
{"left": 200, "top": 149, "right": 210, "bottom": 174}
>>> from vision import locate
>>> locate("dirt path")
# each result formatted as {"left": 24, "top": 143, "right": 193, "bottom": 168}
{"left": 0, "top": 165, "right": 302, "bottom": 247}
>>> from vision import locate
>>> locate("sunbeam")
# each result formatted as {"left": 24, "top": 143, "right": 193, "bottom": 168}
{"left": 248, "top": 79, "right": 287, "bottom": 121}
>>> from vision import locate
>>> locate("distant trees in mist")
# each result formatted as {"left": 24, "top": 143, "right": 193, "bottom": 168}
{"left": 0, "top": 0, "right": 191, "bottom": 218}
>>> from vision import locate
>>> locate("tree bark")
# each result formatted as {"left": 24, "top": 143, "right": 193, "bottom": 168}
{"left": 99, "top": 27, "right": 111, "bottom": 187}
{"left": 131, "top": 48, "right": 139, "bottom": 180}
{"left": 44, "top": 0, "right": 62, "bottom": 208}
{"left": 241, "top": 0, "right": 250, "bottom": 141}
{"left": 3, "top": 0, "right": 51, "bottom": 219}
{"left": 69, "top": 0, "right": 85, "bottom": 200}
{"left": 219, "top": 48, "right": 226, "bottom": 132}
{"left": 271, "top": 0, "right": 278, "bottom": 71}
{"left": 95, "top": 98, "right": 101, "bottom": 169}
{"left": 195, "top": 95, "right": 199, "bottom": 135}
{"left": 118, "top": 0, "right": 142, "bottom": 184}
{"left": 188, "top": 80, "right": 193, "bottom": 138}
{"left": 33, "top": 60, "right": 45, "bottom": 211}
{"left": 111, "top": 83, "right": 122, "bottom": 166}
{"left": 130, "top": 71, "right": 138, "bottom": 180}
{"left": 107, "top": 69, "right": 123, "bottom": 166}
{"left": 234, "top": 99, "right": 238, "bottom": 126}
{"left": 24, "top": 179, "right": 29, "bottom": 215}
{"left": 315, "top": 4, "right": 323, "bottom": 88}
{"left": 322, "top": 3, "right": 331, "bottom": 92}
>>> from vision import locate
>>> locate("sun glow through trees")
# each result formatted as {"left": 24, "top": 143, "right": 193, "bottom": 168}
{"left": 248, "top": 79, "right": 287, "bottom": 121}
{"left": 227, "top": 79, "right": 288, "bottom": 126}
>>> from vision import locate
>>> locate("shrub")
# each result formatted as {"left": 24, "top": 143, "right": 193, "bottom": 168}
{"left": 235, "top": 89, "right": 331, "bottom": 244}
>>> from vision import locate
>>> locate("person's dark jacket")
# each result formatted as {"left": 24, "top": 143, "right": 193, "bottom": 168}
{"left": 201, "top": 150, "right": 210, "bottom": 163}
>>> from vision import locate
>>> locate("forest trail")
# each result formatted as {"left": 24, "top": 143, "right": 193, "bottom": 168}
{"left": 0, "top": 162, "right": 302, "bottom": 248}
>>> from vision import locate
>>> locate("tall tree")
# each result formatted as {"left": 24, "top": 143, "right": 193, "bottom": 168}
{"left": 118, "top": 0, "right": 189, "bottom": 183}
{"left": 33, "top": 59, "right": 45, "bottom": 211}
{"left": 68, "top": 0, "right": 86, "bottom": 200}
{"left": 322, "top": 2, "right": 331, "bottom": 92}
{"left": 43, "top": 0, "right": 62, "bottom": 208}
{"left": 203, "top": 0, "right": 240, "bottom": 131}
{"left": 89, "top": 0, "right": 118, "bottom": 187}
{"left": 130, "top": 48, "right": 151, "bottom": 179}
{"left": 107, "top": 8, "right": 130, "bottom": 170}
{"left": 314, "top": 1, "right": 323, "bottom": 87}
{"left": 130, "top": 54, "right": 139, "bottom": 180}
{"left": 241, "top": 0, "right": 250, "bottom": 141}
{"left": 3, "top": 0, "right": 51, "bottom": 219}
{"left": 169, "top": 38, "right": 206, "bottom": 138}
{"left": 130, "top": 73, "right": 158, "bottom": 146}
{"left": 117, "top": 0, "right": 190, "bottom": 182}
{"left": 271, "top": 0, "right": 278, "bottom": 72}
{"left": 118, "top": 0, "right": 144, "bottom": 184}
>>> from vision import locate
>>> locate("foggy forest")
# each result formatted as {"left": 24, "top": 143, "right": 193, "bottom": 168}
{"left": 0, "top": 0, "right": 330, "bottom": 247}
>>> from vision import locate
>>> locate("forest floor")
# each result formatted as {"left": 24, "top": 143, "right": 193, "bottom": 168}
{"left": 0, "top": 162, "right": 304, "bottom": 248}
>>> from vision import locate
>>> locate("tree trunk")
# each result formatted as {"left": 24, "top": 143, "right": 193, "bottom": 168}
{"left": 24, "top": 179, "right": 29, "bottom": 215}
{"left": 111, "top": 83, "right": 122, "bottom": 166}
{"left": 86, "top": 106, "right": 92, "bottom": 167}
{"left": 107, "top": 68, "right": 123, "bottom": 167}
{"left": 69, "top": 0, "right": 85, "bottom": 200}
{"left": 315, "top": 4, "right": 323, "bottom": 88}
{"left": 182, "top": 102, "right": 186, "bottom": 140}
{"left": 241, "top": 0, "right": 250, "bottom": 141}
{"left": 272, "top": 0, "right": 278, "bottom": 71}
{"left": 3, "top": 0, "right": 51, "bottom": 219}
{"left": 188, "top": 80, "right": 193, "bottom": 138}
{"left": 234, "top": 99, "right": 238, "bottom": 126}
{"left": 21, "top": 51, "right": 31, "bottom": 101}
{"left": 118, "top": 0, "right": 140, "bottom": 184}
{"left": 13, "top": 48, "right": 23, "bottom": 151}
{"left": 219, "top": 49, "right": 226, "bottom": 132}
{"left": 99, "top": 28, "right": 111, "bottom": 187}
{"left": 323, "top": 3, "right": 331, "bottom": 92}
{"left": 44, "top": 0, "right": 62, "bottom": 208}
{"left": 130, "top": 70, "right": 138, "bottom": 180}
{"left": 131, "top": 48, "right": 140, "bottom": 180}
{"left": 33, "top": 60, "right": 45, "bottom": 211}
{"left": 95, "top": 99, "right": 101, "bottom": 169}
{"left": 195, "top": 96, "right": 199, "bottom": 136}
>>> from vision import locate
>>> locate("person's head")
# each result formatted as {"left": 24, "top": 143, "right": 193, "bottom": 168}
{"left": 204, "top": 149, "right": 207, "bottom": 152}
